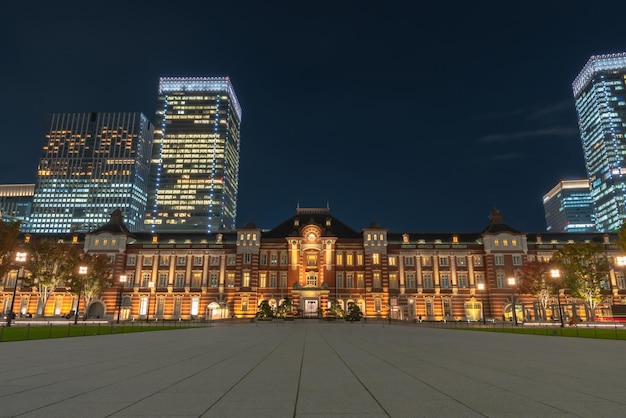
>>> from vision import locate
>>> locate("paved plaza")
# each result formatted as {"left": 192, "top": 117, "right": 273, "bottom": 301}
{"left": 0, "top": 321, "right": 625, "bottom": 417}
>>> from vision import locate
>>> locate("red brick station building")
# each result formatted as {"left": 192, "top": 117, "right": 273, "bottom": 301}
{"left": 3, "top": 207, "right": 626, "bottom": 323}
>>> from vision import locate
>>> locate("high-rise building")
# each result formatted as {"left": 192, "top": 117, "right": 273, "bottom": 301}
{"left": 573, "top": 52, "right": 626, "bottom": 231}
{"left": 0, "top": 184, "right": 34, "bottom": 225}
{"left": 543, "top": 179, "right": 596, "bottom": 232}
{"left": 28, "top": 112, "right": 154, "bottom": 234}
{"left": 146, "top": 77, "right": 242, "bottom": 233}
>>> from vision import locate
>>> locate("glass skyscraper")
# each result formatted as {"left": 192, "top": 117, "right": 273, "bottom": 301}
{"left": 543, "top": 179, "right": 596, "bottom": 232}
{"left": 29, "top": 112, "right": 154, "bottom": 233}
{"left": 573, "top": 52, "right": 626, "bottom": 231}
{"left": 145, "top": 77, "right": 242, "bottom": 233}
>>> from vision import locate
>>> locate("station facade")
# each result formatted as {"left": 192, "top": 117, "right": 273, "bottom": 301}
{"left": 3, "top": 207, "right": 626, "bottom": 322}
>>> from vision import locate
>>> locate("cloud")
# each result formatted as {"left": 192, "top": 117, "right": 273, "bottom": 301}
{"left": 477, "top": 127, "right": 579, "bottom": 143}
{"left": 527, "top": 100, "right": 574, "bottom": 121}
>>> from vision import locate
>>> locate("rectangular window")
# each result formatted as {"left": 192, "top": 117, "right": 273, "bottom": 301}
{"left": 260, "top": 253, "right": 267, "bottom": 265}
{"left": 336, "top": 253, "right": 343, "bottom": 265}
{"left": 346, "top": 273, "right": 354, "bottom": 288}
{"left": 374, "top": 297, "right": 381, "bottom": 313}
{"left": 512, "top": 255, "right": 522, "bottom": 266}
{"left": 159, "top": 256, "right": 169, "bottom": 266}
{"left": 280, "top": 272, "right": 287, "bottom": 288}
{"left": 269, "top": 272, "right": 277, "bottom": 288}
{"left": 307, "top": 254, "right": 317, "bottom": 266}
{"left": 456, "top": 256, "right": 466, "bottom": 267}
{"left": 243, "top": 253, "right": 251, "bottom": 264}
{"left": 191, "top": 297, "right": 199, "bottom": 316}
{"left": 158, "top": 273, "right": 167, "bottom": 288}
{"left": 193, "top": 256, "right": 203, "bottom": 266}
{"left": 209, "top": 272, "right": 218, "bottom": 287}
{"left": 458, "top": 273, "right": 467, "bottom": 289}
{"left": 270, "top": 254, "right": 278, "bottom": 265}
{"left": 177, "top": 256, "right": 186, "bottom": 266}
{"left": 191, "top": 272, "right": 201, "bottom": 287}
{"left": 127, "top": 255, "right": 136, "bottom": 266}
{"left": 346, "top": 254, "right": 353, "bottom": 266}
{"left": 227, "top": 273, "right": 235, "bottom": 287}
{"left": 426, "top": 299, "right": 434, "bottom": 316}
{"left": 210, "top": 256, "right": 220, "bottom": 266}
{"left": 388, "top": 256, "right": 397, "bottom": 266}
{"left": 496, "top": 271, "right": 506, "bottom": 288}
{"left": 421, "top": 256, "right": 430, "bottom": 266}
{"left": 494, "top": 255, "right": 505, "bottom": 266}
{"left": 141, "top": 273, "right": 150, "bottom": 287}
{"left": 173, "top": 298, "right": 182, "bottom": 318}
{"left": 139, "top": 296, "right": 148, "bottom": 315}
{"left": 439, "top": 257, "right": 449, "bottom": 266}
{"left": 473, "top": 256, "right": 483, "bottom": 267}
{"left": 406, "top": 273, "right": 415, "bottom": 288}
{"left": 373, "top": 272, "right": 381, "bottom": 288}
{"left": 227, "top": 255, "right": 236, "bottom": 266}
{"left": 405, "top": 256, "right": 415, "bottom": 266}
{"left": 125, "top": 272, "right": 135, "bottom": 288}
{"left": 389, "top": 273, "right": 398, "bottom": 289}
{"left": 357, "top": 273, "right": 364, "bottom": 288}
{"left": 143, "top": 256, "right": 153, "bottom": 266}
{"left": 259, "top": 272, "right": 267, "bottom": 288}
{"left": 423, "top": 273, "right": 433, "bottom": 289}
{"left": 242, "top": 297, "right": 248, "bottom": 312}
{"left": 372, "top": 253, "right": 380, "bottom": 264}
{"left": 357, "top": 254, "right": 363, "bottom": 265}
{"left": 443, "top": 298, "right": 452, "bottom": 317}
{"left": 336, "top": 272, "right": 344, "bottom": 288}
{"left": 280, "top": 253, "right": 288, "bottom": 265}
{"left": 617, "top": 272, "right": 626, "bottom": 289}
{"left": 440, "top": 273, "right": 450, "bottom": 289}
{"left": 475, "top": 273, "right": 485, "bottom": 286}
{"left": 175, "top": 273, "right": 184, "bottom": 288}
{"left": 243, "top": 272, "right": 250, "bottom": 287}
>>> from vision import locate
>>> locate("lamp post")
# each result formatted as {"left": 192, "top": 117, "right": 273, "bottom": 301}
{"left": 146, "top": 281, "right": 154, "bottom": 323}
{"left": 550, "top": 269, "right": 565, "bottom": 328}
{"left": 116, "top": 275, "right": 127, "bottom": 324}
{"left": 477, "top": 282, "right": 486, "bottom": 325}
{"left": 6, "top": 252, "right": 27, "bottom": 327}
{"left": 74, "top": 265, "right": 87, "bottom": 325}
{"left": 507, "top": 277, "right": 517, "bottom": 326}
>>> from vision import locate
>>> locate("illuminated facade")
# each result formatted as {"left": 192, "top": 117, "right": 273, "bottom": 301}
{"left": 543, "top": 179, "right": 596, "bottom": 232}
{"left": 146, "top": 77, "right": 242, "bottom": 233}
{"left": 3, "top": 207, "right": 626, "bottom": 323}
{"left": 573, "top": 53, "right": 626, "bottom": 231}
{"left": 28, "top": 112, "right": 154, "bottom": 233}
{"left": 0, "top": 183, "right": 34, "bottom": 225}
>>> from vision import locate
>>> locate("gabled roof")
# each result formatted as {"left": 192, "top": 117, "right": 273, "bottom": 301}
{"left": 482, "top": 208, "right": 520, "bottom": 234}
{"left": 90, "top": 209, "right": 136, "bottom": 237}
{"left": 262, "top": 208, "right": 362, "bottom": 239}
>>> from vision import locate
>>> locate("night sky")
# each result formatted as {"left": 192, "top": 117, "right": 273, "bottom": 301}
{"left": 2, "top": 1, "right": 626, "bottom": 233}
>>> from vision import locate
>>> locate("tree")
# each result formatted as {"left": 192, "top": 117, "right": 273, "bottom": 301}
{"left": 328, "top": 302, "right": 345, "bottom": 319}
{"left": 276, "top": 297, "right": 294, "bottom": 318}
{"left": 345, "top": 302, "right": 363, "bottom": 321}
{"left": 551, "top": 242, "right": 610, "bottom": 321}
{"left": 25, "top": 239, "right": 79, "bottom": 315}
{"left": 64, "top": 253, "right": 112, "bottom": 317}
{"left": 255, "top": 300, "right": 274, "bottom": 319}
{"left": 517, "top": 260, "right": 554, "bottom": 320}
{"left": 0, "top": 219, "right": 21, "bottom": 279}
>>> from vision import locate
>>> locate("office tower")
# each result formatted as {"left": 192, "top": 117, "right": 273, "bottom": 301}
{"left": 543, "top": 180, "right": 596, "bottom": 232}
{"left": 573, "top": 52, "right": 626, "bottom": 231}
{"left": 29, "top": 112, "right": 154, "bottom": 234}
{"left": 146, "top": 77, "right": 242, "bottom": 233}
{"left": 0, "top": 184, "right": 34, "bottom": 225}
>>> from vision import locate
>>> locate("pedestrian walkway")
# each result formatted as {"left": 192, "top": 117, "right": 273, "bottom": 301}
{"left": 0, "top": 320, "right": 624, "bottom": 417}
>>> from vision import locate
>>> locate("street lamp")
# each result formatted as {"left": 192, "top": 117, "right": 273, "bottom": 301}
{"left": 6, "top": 252, "right": 27, "bottom": 327}
{"left": 477, "top": 282, "right": 486, "bottom": 325}
{"left": 507, "top": 277, "right": 517, "bottom": 326}
{"left": 117, "top": 275, "right": 127, "bottom": 324}
{"left": 550, "top": 269, "right": 565, "bottom": 328}
{"left": 74, "top": 265, "right": 88, "bottom": 325}
{"left": 146, "top": 281, "right": 154, "bottom": 322}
